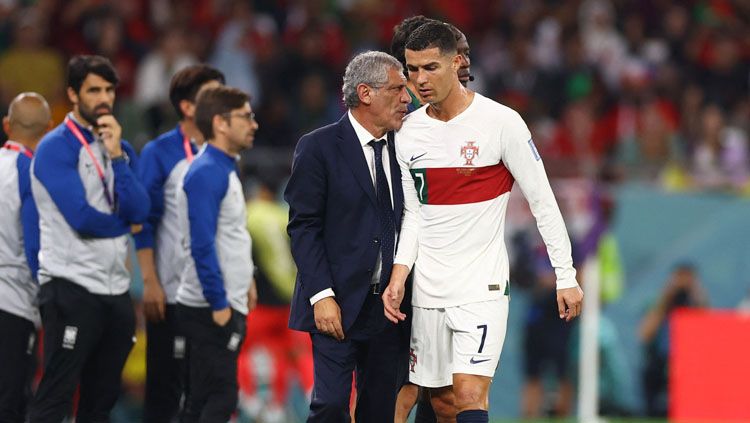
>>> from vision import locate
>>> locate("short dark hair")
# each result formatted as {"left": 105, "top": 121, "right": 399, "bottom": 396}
{"left": 391, "top": 15, "right": 439, "bottom": 71}
{"left": 169, "top": 64, "right": 226, "bottom": 119}
{"left": 195, "top": 86, "right": 250, "bottom": 141}
{"left": 445, "top": 23, "right": 465, "bottom": 43}
{"left": 405, "top": 21, "right": 457, "bottom": 56}
{"left": 66, "top": 55, "right": 119, "bottom": 93}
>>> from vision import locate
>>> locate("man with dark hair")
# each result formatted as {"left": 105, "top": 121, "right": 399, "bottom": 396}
{"left": 391, "top": 17, "right": 473, "bottom": 114}
{"left": 0, "top": 92, "right": 51, "bottom": 422}
{"left": 285, "top": 50, "right": 411, "bottom": 422}
{"left": 175, "top": 85, "right": 258, "bottom": 422}
{"left": 29, "top": 55, "right": 150, "bottom": 423}
{"left": 383, "top": 22, "right": 583, "bottom": 423}
{"left": 134, "top": 63, "right": 225, "bottom": 423}
{"left": 391, "top": 16, "right": 474, "bottom": 423}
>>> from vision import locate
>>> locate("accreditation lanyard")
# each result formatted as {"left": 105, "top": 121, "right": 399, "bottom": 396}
{"left": 183, "top": 134, "right": 194, "bottom": 163}
{"left": 3, "top": 141, "right": 33, "bottom": 158}
{"left": 64, "top": 117, "right": 114, "bottom": 211}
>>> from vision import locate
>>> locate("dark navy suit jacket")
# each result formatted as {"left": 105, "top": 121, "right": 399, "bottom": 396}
{"left": 286, "top": 114, "right": 404, "bottom": 333}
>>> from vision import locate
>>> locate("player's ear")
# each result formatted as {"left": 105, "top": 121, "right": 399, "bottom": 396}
{"left": 452, "top": 54, "right": 461, "bottom": 72}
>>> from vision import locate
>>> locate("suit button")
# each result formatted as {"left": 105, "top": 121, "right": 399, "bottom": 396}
{"left": 373, "top": 238, "right": 380, "bottom": 244}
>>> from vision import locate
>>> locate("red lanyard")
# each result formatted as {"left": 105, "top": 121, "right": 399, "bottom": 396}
{"left": 64, "top": 117, "right": 114, "bottom": 210}
{"left": 183, "top": 134, "right": 194, "bottom": 163}
{"left": 3, "top": 141, "right": 33, "bottom": 158}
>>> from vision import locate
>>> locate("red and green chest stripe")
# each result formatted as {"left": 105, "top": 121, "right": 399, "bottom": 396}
{"left": 410, "top": 162, "right": 514, "bottom": 205}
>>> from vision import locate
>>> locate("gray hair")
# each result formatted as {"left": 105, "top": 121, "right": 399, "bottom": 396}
{"left": 342, "top": 51, "right": 403, "bottom": 108}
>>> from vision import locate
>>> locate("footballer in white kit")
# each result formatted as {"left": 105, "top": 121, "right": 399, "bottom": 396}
{"left": 383, "top": 22, "right": 582, "bottom": 420}
{"left": 392, "top": 92, "right": 579, "bottom": 387}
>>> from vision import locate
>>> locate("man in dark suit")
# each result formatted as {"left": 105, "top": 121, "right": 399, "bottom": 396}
{"left": 285, "top": 50, "right": 411, "bottom": 422}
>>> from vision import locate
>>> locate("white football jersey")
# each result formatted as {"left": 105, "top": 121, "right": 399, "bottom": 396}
{"left": 394, "top": 93, "right": 577, "bottom": 308}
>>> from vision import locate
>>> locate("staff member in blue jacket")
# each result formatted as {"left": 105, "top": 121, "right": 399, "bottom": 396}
{"left": 29, "top": 55, "right": 150, "bottom": 423}
{"left": 134, "top": 64, "right": 225, "bottom": 423}
{"left": 176, "top": 85, "right": 258, "bottom": 422}
{"left": 0, "top": 92, "right": 51, "bottom": 422}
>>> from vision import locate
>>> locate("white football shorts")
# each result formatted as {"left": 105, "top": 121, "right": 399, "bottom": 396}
{"left": 408, "top": 297, "right": 509, "bottom": 388}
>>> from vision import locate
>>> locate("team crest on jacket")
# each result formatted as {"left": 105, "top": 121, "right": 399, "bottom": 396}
{"left": 461, "top": 141, "right": 479, "bottom": 165}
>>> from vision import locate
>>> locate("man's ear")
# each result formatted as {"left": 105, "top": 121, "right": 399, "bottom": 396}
{"left": 66, "top": 87, "right": 78, "bottom": 106}
{"left": 212, "top": 114, "right": 227, "bottom": 137}
{"left": 180, "top": 99, "right": 195, "bottom": 119}
{"left": 357, "top": 83, "right": 373, "bottom": 106}
{"left": 452, "top": 54, "right": 461, "bottom": 72}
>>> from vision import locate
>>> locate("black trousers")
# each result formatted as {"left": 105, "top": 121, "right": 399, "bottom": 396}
{"left": 0, "top": 309, "right": 36, "bottom": 423}
{"left": 144, "top": 304, "right": 187, "bottom": 423}
{"left": 177, "top": 304, "right": 246, "bottom": 423}
{"left": 29, "top": 278, "right": 135, "bottom": 423}
{"left": 308, "top": 291, "right": 405, "bottom": 423}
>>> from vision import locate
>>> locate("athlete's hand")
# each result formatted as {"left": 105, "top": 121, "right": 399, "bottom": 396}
{"left": 247, "top": 280, "right": 257, "bottom": 313}
{"left": 213, "top": 307, "right": 232, "bottom": 327}
{"left": 96, "top": 114, "right": 123, "bottom": 158}
{"left": 130, "top": 224, "right": 143, "bottom": 234}
{"left": 383, "top": 264, "right": 409, "bottom": 324}
{"left": 142, "top": 272, "right": 166, "bottom": 322}
{"left": 383, "top": 281, "right": 406, "bottom": 324}
{"left": 557, "top": 286, "right": 584, "bottom": 322}
{"left": 313, "top": 297, "right": 344, "bottom": 341}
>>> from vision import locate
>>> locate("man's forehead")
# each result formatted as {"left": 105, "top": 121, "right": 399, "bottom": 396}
{"left": 405, "top": 46, "right": 445, "bottom": 64}
{"left": 82, "top": 73, "right": 114, "bottom": 88}
{"left": 388, "top": 69, "right": 407, "bottom": 84}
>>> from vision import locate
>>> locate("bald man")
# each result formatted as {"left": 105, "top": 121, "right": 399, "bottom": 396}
{"left": 0, "top": 92, "right": 51, "bottom": 422}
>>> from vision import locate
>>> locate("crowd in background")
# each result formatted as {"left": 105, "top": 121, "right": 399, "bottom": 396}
{"left": 0, "top": 0, "right": 748, "bottom": 191}
{"left": 0, "top": 0, "right": 748, "bottom": 420}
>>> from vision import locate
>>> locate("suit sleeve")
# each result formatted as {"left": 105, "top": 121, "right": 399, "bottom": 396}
{"left": 185, "top": 165, "right": 229, "bottom": 310}
{"left": 17, "top": 156, "right": 39, "bottom": 279}
{"left": 133, "top": 142, "right": 165, "bottom": 250}
{"left": 500, "top": 111, "right": 578, "bottom": 289}
{"left": 113, "top": 141, "right": 150, "bottom": 224}
{"left": 393, "top": 141, "right": 420, "bottom": 269}
{"left": 33, "top": 134, "right": 130, "bottom": 238}
{"left": 284, "top": 133, "right": 335, "bottom": 300}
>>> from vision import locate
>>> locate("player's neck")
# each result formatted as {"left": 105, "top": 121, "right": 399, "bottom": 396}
{"left": 179, "top": 120, "right": 204, "bottom": 146}
{"left": 428, "top": 85, "right": 474, "bottom": 122}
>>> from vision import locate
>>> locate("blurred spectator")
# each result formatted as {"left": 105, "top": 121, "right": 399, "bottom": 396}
{"left": 209, "top": 0, "right": 264, "bottom": 106}
{"left": 134, "top": 27, "right": 196, "bottom": 108}
{"left": 578, "top": 0, "right": 627, "bottom": 91}
{"left": 292, "top": 72, "right": 343, "bottom": 140}
{"left": 0, "top": 9, "right": 64, "bottom": 108}
{"left": 134, "top": 27, "right": 197, "bottom": 134}
{"left": 639, "top": 263, "right": 708, "bottom": 417}
{"left": 691, "top": 103, "right": 749, "bottom": 191}
{"left": 616, "top": 98, "right": 684, "bottom": 182}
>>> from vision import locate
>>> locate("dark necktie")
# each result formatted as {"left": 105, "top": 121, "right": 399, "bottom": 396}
{"left": 370, "top": 140, "right": 396, "bottom": 290}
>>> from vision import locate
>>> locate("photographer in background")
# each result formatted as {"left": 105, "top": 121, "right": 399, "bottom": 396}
{"left": 639, "top": 263, "right": 707, "bottom": 417}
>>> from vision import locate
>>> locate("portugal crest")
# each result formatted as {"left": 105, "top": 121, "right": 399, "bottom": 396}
{"left": 461, "top": 141, "right": 479, "bottom": 166}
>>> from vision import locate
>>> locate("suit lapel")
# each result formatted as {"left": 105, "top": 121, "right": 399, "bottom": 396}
{"left": 336, "top": 115, "right": 378, "bottom": 207}
{"left": 387, "top": 131, "right": 404, "bottom": 228}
